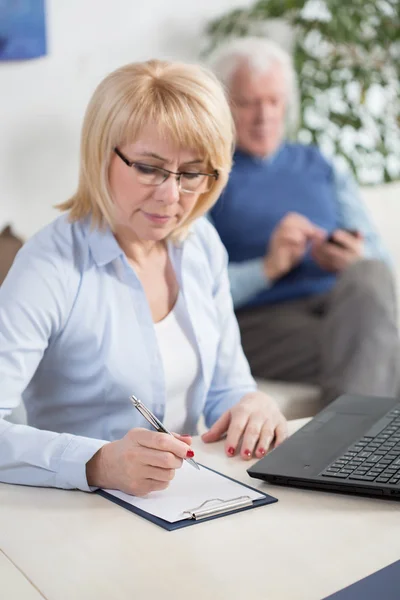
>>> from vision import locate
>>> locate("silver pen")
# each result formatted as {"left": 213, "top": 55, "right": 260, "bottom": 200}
{"left": 130, "top": 395, "right": 200, "bottom": 470}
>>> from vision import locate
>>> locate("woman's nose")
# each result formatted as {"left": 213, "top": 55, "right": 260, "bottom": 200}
{"left": 154, "top": 175, "right": 181, "bottom": 204}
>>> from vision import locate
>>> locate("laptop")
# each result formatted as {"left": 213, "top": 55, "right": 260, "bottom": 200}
{"left": 248, "top": 393, "right": 400, "bottom": 500}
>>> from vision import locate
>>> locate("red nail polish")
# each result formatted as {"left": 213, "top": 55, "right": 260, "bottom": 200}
{"left": 186, "top": 449, "right": 195, "bottom": 458}
{"left": 181, "top": 434, "right": 191, "bottom": 437}
{"left": 227, "top": 446, "right": 235, "bottom": 456}
{"left": 258, "top": 448, "right": 266, "bottom": 456}
{"left": 244, "top": 449, "right": 252, "bottom": 457}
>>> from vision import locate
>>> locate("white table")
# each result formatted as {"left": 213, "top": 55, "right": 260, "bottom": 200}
{"left": 0, "top": 549, "right": 44, "bottom": 599}
{"left": 1, "top": 418, "right": 399, "bottom": 600}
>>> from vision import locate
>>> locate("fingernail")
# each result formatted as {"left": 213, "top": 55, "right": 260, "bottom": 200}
{"left": 181, "top": 434, "right": 191, "bottom": 437}
{"left": 258, "top": 448, "right": 266, "bottom": 456}
{"left": 227, "top": 446, "right": 235, "bottom": 456}
{"left": 244, "top": 449, "right": 252, "bottom": 458}
{"left": 186, "top": 449, "right": 195, "bottom": 458}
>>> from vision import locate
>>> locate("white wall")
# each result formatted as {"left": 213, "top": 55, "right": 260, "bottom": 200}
{"left": 0, "top": 0, "right": 254, "bottom": 238}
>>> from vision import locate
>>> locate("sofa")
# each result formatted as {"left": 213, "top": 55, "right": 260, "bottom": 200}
{"left": 256, "top": 181, "right": 400, "bottom": 420}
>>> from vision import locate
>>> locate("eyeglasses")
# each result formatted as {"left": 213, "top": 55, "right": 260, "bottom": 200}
{"left": 114, "top": 148, "right": 219, "bottom": 194}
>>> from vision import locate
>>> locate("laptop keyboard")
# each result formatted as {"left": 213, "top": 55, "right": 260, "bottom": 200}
{"left": 321, "top": 408, "right": 400, "bottom": 485}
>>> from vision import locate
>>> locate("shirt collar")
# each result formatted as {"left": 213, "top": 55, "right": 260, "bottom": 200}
{"left": 87, "top": 221, "right": 187, "bottom": 268}
{"left": 234, "top": 142, "right": 285, "bottom": 166}
{"left": 87, "top": 220, "right": 124, "bottom": 267}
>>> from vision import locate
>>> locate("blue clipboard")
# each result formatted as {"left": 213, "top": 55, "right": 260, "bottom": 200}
{"left": 97, "top": 464, "right": 277, "bottom": 531}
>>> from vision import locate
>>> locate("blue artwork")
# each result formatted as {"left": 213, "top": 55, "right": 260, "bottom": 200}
{"left": 0, "top": 0, "right": 47, "bottom": 61}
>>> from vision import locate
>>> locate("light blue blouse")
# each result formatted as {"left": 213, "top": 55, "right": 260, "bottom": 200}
{"left": 0, "top": 215, "right": 256, "bottom": 491}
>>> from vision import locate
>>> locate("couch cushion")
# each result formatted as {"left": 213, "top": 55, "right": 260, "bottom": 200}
{"left": 255, "top": 378, "right": 322, "bottom": 420}
{"left": 5, "top": 403, "right": 27, "bottom": 425}
{"left": 362, "top": 182, "right": 400, "bottom": 296}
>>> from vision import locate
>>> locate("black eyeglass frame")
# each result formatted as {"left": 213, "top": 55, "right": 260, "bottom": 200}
{"left": 114, "top": 147, "right": 219, "bottom": 190}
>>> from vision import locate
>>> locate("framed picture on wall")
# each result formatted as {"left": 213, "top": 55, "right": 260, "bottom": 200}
{"left": 0, "top": 0, "right": 47, "bottom": 61}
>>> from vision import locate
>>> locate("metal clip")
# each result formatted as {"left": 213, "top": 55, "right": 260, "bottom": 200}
{"left": 182, "top": 495, "right": 252, "bottom": 520}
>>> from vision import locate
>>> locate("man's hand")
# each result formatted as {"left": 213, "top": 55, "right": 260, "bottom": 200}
{"left": 311, "top": 229, "right": 364, "bottom": 273}
{"left": 86, "top": 429, "right": 193, "bottom": 496}
{"left": 201, "top": 392, "right": 288, "bottom": 460}
{"left": 264, "top": 213, "right": 326, "bottom": 281}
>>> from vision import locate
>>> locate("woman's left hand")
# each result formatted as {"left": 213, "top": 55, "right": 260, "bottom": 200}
{"left": 201, "top": 392, "right": 288, "bottom": 460}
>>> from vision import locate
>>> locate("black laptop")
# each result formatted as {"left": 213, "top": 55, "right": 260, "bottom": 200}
{"left": 248, "top": 394, "right": 400, "bottom": 500}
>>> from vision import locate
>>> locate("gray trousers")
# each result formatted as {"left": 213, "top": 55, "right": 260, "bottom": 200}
{"left": 236, "top": 260, "right": 400, "bottom": 404}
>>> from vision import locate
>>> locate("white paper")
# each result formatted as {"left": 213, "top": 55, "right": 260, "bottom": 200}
{"left": 103, "top": 462, "right": 265, "bottom": 523}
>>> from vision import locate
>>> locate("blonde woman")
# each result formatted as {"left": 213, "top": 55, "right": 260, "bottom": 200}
{"left": 0, "top": 60, "right": 287, "bottom": 496}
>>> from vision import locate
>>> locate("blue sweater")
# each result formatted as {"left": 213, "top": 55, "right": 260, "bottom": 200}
{"left": 211, "top": 144, "right": 340, "bottom": 307}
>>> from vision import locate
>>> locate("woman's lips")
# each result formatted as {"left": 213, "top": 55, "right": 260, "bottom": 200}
{"left": 142, "top": 211, "right": 174, "bottom": 224}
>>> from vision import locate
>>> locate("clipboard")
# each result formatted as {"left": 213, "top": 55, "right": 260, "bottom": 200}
{"left": 97, "top": 464, "right": 277, "bottom": 531}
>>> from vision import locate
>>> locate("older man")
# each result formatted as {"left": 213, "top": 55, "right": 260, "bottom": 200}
{"left": 209, "top": 37, "right": 400, "bottom": 403}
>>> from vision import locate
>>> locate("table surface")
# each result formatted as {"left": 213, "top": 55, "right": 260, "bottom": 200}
{"left": 1, "top": 418, "right": 399, "bottom": 600}
{"left": 0, "top": 549, "right": 45, "bottom": 599}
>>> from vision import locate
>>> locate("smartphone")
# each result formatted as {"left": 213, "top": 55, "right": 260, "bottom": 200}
{"left": 327, "top": 229, "right": 359, "bottom": 248}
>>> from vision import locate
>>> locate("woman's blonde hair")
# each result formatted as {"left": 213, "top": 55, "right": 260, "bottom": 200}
{"left": 58, "top": 60, "right": 235, "bottom": 239}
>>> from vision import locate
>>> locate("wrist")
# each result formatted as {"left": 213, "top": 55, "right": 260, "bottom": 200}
{"left": 86, "top": 443, "right": 111, "bottom": 488}
{"left": 263, "top": 256, "right": 280, "bottom": 282}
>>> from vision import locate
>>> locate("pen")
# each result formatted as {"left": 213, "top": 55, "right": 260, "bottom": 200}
{"left": 130, "top": 395, "right": 200, "bottom": 470}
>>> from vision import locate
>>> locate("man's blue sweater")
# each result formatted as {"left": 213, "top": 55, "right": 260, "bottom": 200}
{"left": 210, "top": 144, "right": 339, "bottom": 307}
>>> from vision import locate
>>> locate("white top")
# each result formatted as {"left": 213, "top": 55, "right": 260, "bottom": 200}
{"left": 154, "top": 293, "right": 200, "bottom": 433}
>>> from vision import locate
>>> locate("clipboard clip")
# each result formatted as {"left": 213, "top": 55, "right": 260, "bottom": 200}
{"left": 182, "top": 495, "right": 253, "bottom": 520}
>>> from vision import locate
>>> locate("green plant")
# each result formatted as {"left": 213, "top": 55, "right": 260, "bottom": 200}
{"left": 205, "top": 0, "right": 400, "bottom": 185}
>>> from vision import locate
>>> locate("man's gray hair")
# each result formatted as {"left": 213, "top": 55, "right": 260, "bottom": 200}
{"left": 208, "top": 37, "right": 299, "bottom": 135}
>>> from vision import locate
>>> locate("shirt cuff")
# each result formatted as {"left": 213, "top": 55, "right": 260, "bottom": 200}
{"left": 245, "top": 258, "right": 271, "bottom": 290}
{"left": 230, "top": 258, "right": 272, "bottom": 308}
{"left": 57, "top": 435, "right": 109, "bottom": 492}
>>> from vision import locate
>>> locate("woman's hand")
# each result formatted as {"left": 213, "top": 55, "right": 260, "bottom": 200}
{"left": 86, "top": 429, "right": 193, "bottom": 496}
{"left": 202, "top": 392, "right": 288, "bottom": 460}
